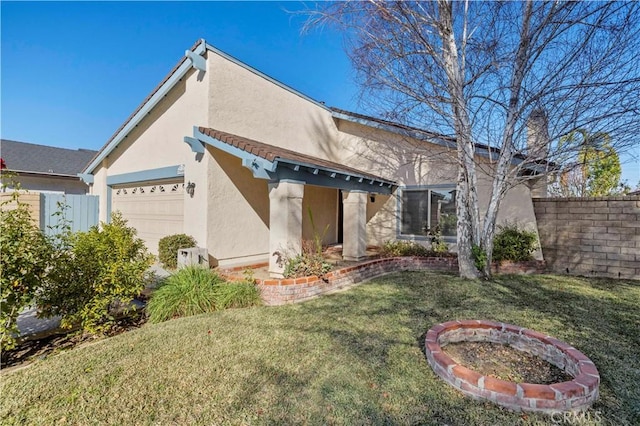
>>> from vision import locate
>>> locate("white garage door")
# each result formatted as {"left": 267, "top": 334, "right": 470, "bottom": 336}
{"left": 112, "top": 180, "right": 184, "bottom": 254}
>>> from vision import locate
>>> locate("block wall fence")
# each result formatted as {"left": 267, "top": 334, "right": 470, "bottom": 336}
{"left": 533, "top": 196, "right": 640, "bottom": 280}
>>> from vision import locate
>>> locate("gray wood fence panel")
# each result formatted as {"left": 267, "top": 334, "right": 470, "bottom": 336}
{"left": 41, "top": 193, "right": 99, "bottom": 236}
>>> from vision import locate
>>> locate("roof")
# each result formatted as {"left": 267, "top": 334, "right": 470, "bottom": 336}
{"left": 198, "top": 127, "right": 395, "bottom": 185}
{"left": 1, "top": 139, "right": 97, "bottom": 177}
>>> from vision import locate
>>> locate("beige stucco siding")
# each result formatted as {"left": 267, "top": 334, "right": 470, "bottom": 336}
{"left": 207, "top": 52, "right": 341, "bottom": 160}
{"left": 206, "top": 147, "right": 270, "bottom": 267}
{"left": 301, "top": 185, "right": 339, "bottom": 246}
{"left": 100, "top": 69, "right": 208, "bottom": 176}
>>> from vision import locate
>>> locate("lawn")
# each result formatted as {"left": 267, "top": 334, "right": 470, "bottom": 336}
{"left": 1, "top": 272, "right": 638, "bottom": 425}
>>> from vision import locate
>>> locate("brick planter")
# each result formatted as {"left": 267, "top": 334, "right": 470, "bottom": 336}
{"left": 254, "top": 257, "right": 547, "bottom": 305}
{"left": 258, "top": 257, "right": 457, "bottom": 306}
{"left": 425, "top": 320, "right": 599, "bottom": 414}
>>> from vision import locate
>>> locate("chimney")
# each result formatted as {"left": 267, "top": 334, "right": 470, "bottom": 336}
{"left": 526, "top": 108, "right": 550, "bottom": 198}
{"left": 527, "top": 108, "right": 550, "bottom": 160}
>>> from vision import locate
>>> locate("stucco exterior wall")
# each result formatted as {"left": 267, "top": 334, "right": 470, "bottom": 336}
{"left": 207, "top": 51, "right": 340, "bottom": 160}
{"left": 206, "top": 147, "right": 270, "bottom": 267}
{"left": 301, "top": 185, "right": 339, "bottom": 245}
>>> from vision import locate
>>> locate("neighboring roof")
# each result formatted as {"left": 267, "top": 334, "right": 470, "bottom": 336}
{"left": 628, "top": 189, "right": 640, "bottom": 196}
{"left": 1, "top": 139, "right": 97, "bottom": 177}
{"left": 198, "top": 127, "right": 396, "bottom": 186}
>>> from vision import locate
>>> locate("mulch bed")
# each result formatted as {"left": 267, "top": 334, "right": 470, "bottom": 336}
{"left": 443, "top": 341, "right": 573, "bottom": 384}
{"left": 1, "top": 314, "right": 147, "bottom": 372}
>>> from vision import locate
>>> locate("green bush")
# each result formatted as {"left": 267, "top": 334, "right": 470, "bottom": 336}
{"left": 37, "top": 212, "right": 154, "bottom": 335}
{"left": 158, "top": 234, "right": 197, "bottom": 269}
{"left": 0, "top": 189, "right": 53, "bottom": 350}
{"left": 380, "top": 239, "right": 455, "bottom": 258}
{"left": 492, "top": 224, "right": 538, "bottom": 262}
{"left": 381, "top": 240, "right": 431, "bottom": 257}
{"left": 146, "top": 266, "right": 261, "bottom": 323}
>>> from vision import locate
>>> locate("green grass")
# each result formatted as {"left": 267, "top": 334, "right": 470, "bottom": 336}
{"left": 1, "top": 272, "right": 638, "bottom": 425}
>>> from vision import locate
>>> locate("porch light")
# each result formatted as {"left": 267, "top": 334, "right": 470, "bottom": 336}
{"left": 186, "top": 181, "right": 196, "bottom": 197}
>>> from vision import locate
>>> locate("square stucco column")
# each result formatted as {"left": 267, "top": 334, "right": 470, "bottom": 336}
{"left": 342, "top": 190, "right": 368, "bottom": 261}
{"left": 268, "top": 180, "right": 304, "bottom": 277}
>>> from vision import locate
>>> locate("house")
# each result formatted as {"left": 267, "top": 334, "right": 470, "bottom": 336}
{"left": 82, "top": 39, "right": 544, "bottom": 277}
{"left": 1, "top": 139, "right": 96, "bottom": 194}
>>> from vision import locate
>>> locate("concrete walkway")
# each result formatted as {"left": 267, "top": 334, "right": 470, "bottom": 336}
{"left": 16, "top": 263, "right": 171, "bottom": 340}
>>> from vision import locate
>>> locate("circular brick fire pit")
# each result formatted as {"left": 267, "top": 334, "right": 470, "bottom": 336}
{"left": 425, "top": 320, "right": 599, "bottom": 414}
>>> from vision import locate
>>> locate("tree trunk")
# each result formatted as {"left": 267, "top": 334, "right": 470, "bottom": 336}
{"left": 438, "top": 0, "right": 481, "bottom": 279}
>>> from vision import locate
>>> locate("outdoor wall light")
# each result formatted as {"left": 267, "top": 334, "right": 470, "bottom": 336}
{"left": 370, "top": 194, "right": 376, "bottom": 203}
{"left": 186, "top": 181, "right": 196, "bottom": 197}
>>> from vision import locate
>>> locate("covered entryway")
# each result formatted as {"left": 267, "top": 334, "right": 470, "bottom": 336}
{"left": 186, "top": 127, "right": 397, "bottom": 277}
{"left": 111, "top": 179, "right": 184, "bottom": 254}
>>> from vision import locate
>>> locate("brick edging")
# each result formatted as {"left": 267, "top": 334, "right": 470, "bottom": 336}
{"left": 255, "top": 257, "right": 546, "bottom": 305}
{"left": 425, "top": 320, "right": 600, "bottom": 414}
{"left": 258, "top": 257, "right": 457, "bottom": 305}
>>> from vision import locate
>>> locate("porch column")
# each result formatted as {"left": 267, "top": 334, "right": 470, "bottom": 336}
{"left": 268, "top": 180, "right": 304, "bottom": 277}
{"left": 342, "top": 190, "right": 367, "bottom": 261}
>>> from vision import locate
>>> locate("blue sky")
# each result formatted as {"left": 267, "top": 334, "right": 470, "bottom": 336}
{"left": 1, "top": 1, "right": 638, "bottom": 185}
{"left": 1, "top": 1, "right": 357, "bottom": 147}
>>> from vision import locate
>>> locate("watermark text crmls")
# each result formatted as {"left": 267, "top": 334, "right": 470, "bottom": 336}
{"left": 550, "top": 410, "right": 602, "bottom": 425}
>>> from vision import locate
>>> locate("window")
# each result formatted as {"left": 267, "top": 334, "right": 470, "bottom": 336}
{"left": 400, "top": 186, "right": 457, "bottom": 238}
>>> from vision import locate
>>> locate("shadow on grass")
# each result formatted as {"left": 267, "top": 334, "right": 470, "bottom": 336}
{"left": 268, "top": 271, "right": 639, "bottom": 425}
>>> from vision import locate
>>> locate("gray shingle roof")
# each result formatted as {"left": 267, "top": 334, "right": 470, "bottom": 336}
{"left": 1, "top": 139, "right": 97, "bottom": 177}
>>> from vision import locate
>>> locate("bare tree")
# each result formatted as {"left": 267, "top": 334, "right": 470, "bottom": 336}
{"left": 307, "top": 0, "right": 640, "bottom": 278}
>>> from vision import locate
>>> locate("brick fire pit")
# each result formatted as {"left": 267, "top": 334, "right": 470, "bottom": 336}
{"left": 425, "top": 320, "right": 600, "bottom": 414}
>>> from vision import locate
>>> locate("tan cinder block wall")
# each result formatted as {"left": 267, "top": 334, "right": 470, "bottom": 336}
{"left": 0, "top": 192, "right": 41, "bottom": 228}
{"left": 533, "top": 196, "right": 640, "bottom": 280}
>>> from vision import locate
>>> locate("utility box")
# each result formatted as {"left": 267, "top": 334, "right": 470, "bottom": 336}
{"left": 177, "top": 247, "right": 209, "bottom": 269}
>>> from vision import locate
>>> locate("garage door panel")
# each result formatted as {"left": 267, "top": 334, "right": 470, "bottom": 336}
{"left": 112, "top": 181, "right": 184, "bottom": 254}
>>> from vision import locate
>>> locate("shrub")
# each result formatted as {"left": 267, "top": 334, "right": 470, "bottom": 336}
{"left": 281, "top": 208, "right": 333, "bottom": 278}
{"left": 158, "top": 234, "right": 197, "bottom": 269}
{"left": 381, "top": 240, "right": 431, "bottom": 257}
{"left": 283, "top": 251, "right": 332, "bottom": 278}
{"left": 426, "top": 225, "right": 449, "bottom": 253}
{"left": 37, "top": 212, "right": 154, "bottom": 335}
{"left": 492, "top": 223, "right": 538, "bottom": 262}
{"left": 0, "top": 188, "right": 52, "bottom": 350}
{"left": 146, "top": 266, "right": 261, "bottom": 323}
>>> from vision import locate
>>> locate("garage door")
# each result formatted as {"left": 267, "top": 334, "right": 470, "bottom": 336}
{"left": 112, "top": 180, "right": 184, "bottom": 254}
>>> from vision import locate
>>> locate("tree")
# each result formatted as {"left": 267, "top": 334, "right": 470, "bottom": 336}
{"left": 550, "top": 130, "right": 626, "bottom": 197}
{"left": 307, "top": 1, "right": 640, "bottom": 278}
